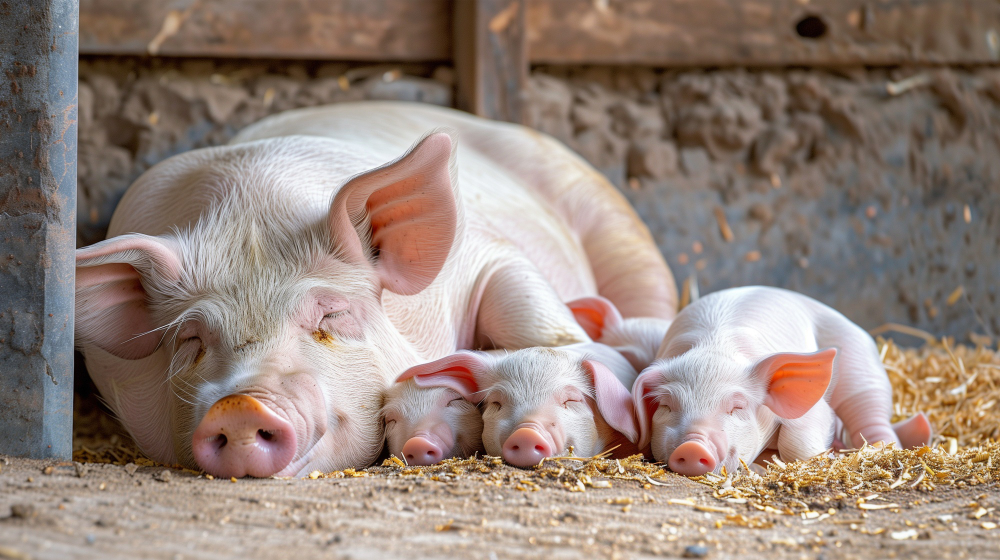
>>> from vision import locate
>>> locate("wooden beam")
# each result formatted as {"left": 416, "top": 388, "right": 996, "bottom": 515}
{"left": 526, "top": 0, "right": 1000, "bottom": 67}
{"left": 0, "top": 0, "right": 78, "bottom": 459}
{"left": 79, "top": 0, "right": 1000, "bottom": 67}
{"left": 79, "top": 0, "right": 453, "bottom": 60}
{"left": 454, "top": 0, "right": 528, "bottom": 123}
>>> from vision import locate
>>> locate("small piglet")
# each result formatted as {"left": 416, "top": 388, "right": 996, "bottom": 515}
{"left": 633, "top": 286, "right": 932, "bottom": 476}
{"left": 402, "top": 342, "right": 640, "bottom": 467}
{"left": 381, "top": 378, "right": 486, "bottom": 466}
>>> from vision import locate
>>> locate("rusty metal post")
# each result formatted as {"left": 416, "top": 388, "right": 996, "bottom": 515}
{"left": 1, "top": 0, "right": 78, "bottom": 459}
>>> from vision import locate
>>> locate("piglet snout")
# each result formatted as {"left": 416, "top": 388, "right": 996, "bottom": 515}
{"left": 502, "top": 427, "right": 554, "bottom": 467}
{"left": 192, "top": 394, "right": 297, "bottom": 478}
{"left": 401, "top": 436, "right": 446, "bottom": 466}
{"left": 668, "top": 440, "right": 717, "bottom": 476}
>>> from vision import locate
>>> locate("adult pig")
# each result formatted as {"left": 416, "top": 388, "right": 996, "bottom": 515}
{"left": 75, "top": 102, "right": 676, "bottom": 478}
{"left": 632, "top": 286, "right": 923, "bottom": 476}
{"left": 403, "top": 343, "right": 641, "bottom": 467}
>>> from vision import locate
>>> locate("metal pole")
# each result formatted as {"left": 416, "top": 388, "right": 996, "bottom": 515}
{"left": 0, "top": 0, "right": 78, "bottom": 459}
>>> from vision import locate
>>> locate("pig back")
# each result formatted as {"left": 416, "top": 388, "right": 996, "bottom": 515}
{"left": 231, "top": 102, "right": 683, "bottom": 314}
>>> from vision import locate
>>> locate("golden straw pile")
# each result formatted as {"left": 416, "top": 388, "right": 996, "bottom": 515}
{"left": 74, "top": 337, "right": 1000, "bottom": 506}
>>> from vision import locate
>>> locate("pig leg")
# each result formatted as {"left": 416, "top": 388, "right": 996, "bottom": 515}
{"left": 474, "top": 260, "right": 591, "bottom": 350}
{"left": 775, "top": 402, "right": 837, "bottom": 462}
{"left": 814, "top": 315, "right": 901, "bottom": 447}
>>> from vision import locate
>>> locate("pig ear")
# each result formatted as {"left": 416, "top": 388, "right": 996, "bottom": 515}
{"left": 631, "top": 368, "right": 663, "bottom": 450}
{"left": 582, "top": 359, "right": 638, "bottom": 444}
{"left": 76, "top": 234, "right": 183, "bottom": 360}
{"left": 395, "top": 352, "right": 488, "bottom": 401}
{"left": 329, "top": 130, "right": 458, "bottom": 296}
{"left": 755, "top": 348, "right": 836, "bottom": 419}
{"left": 567, "top": 296, "right": 624, "bottom": 341}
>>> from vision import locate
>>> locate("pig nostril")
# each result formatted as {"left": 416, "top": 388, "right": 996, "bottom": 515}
{"left": 534, "top": 445, "right": 545, "bottom": 452}
{"left": 215, "top": 434, "right": 228, "bottom": 449}
{"left": 427, "top": 449, "right": 437, "bottom": 457}
{"left": 676, "top": 457, "right": 685, "bottom": 463}
{"left": 258, "top": 429, "right": 274, "bottom": 442}
{"left": 700, "top": 458, "right": 709, "bottom": 465}
{"left": 511, "top": 445, "right": 520, "bottom": 451}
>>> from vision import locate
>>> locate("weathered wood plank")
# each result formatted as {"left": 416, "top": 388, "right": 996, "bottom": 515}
{"left": 0, "top": 0, "right": 78, "bottom": 459}
{"left": 454, "top": 0, "right": 528, "bottom": 123}
{"left": 79, "top": 0, "right": 453, "bottom": 60}
{"left": 526, "top": 0, "right": 1000, "bottom": 66}
{"left": 78, "top": 1, "right": 1000, "bottom": 69}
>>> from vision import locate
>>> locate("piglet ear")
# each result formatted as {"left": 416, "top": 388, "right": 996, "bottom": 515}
{"left": 566, "top": 296, "right": 624, "bottom": 341}
{"left": 582, "top": 359, "right": 638, "bottom": 443}
{"left": 76, "top": 234, "right": 183, "bottom": 360}
{"left": 755, "top": 348, "right": 836, "bottom": 420}
{"left": 329, "top": 130, "right": 458, "bottom": 296}
{"left": 396, "top": 351, "right": 488, "bottom": 401}
{"left": 631, "top": 368, "right": 663, "bottom": 450}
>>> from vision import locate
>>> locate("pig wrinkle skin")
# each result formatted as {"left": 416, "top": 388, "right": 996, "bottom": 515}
{"left": 381, "top": 381, "right": 485, "bottom": 464}
{"left": 75, "top": 102, "right": 676, "bottom": 477}
{"left": 635, "top": 286, "right": 900, "bottom": 475}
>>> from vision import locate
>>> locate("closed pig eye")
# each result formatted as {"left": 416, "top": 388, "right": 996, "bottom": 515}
{"left": 562, "top": 396, "right": 583, "bottom": 408}
{"left": 727, "top": 394, "right": 749, "bottom": 415}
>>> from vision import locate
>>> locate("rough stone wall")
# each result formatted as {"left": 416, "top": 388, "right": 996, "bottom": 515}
{"left": 527, "top": 66, "right": 1000, "bottom": 341}
{"left": 76, "top": 59, "right": 1000, "bottom": 340}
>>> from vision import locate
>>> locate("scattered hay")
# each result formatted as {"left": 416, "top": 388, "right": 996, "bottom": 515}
{"left": 880, "top": 337, "right": 1000, "bottom": 445}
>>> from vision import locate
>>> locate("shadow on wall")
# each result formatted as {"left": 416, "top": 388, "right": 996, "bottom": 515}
{"left": 77, "top": 59, "right": 999, "bottom": 341}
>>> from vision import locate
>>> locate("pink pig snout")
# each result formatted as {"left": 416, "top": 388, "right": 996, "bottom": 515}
{"left": 502, "top": 426, "right": 555, "bottom": 467}
{"left": 192, "top": 394, "right": 297, "bottom": 478}
{"left": 668, "top": 439, "right": 718, "bottom": 476}
{"left": 401, "top": 434, "right": 449, "bottom": 466}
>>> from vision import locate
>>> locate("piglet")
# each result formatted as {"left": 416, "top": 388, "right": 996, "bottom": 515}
{"left": 403, "top": 343, "right": 640, "bottom": 467}
{"left": 381, "top": 373, "right": 486, "bottom": 466}
{"left": 633, "top": 286, "right": 933, "bottom": 476}
{"left": 567, "top": 296, "right": 672, "bottom": 372}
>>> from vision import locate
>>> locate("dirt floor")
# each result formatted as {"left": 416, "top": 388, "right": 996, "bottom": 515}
{"left": 4, "top": 340, "right": 999, "bottom": 559}
{"left": 1, "top": 455, "right": 999, "bottom": 560}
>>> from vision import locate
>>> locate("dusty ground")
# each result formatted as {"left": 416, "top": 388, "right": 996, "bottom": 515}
{"left": 1, "top": 454, "right": 998, "bottom": 560}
